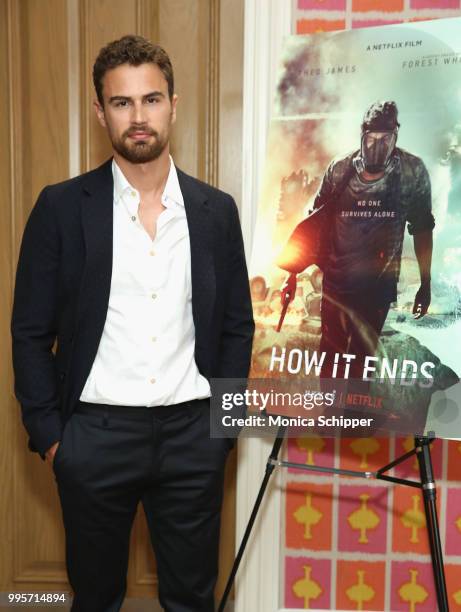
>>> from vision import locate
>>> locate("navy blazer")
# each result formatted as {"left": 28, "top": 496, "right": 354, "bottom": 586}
{"left": 11, "top": 158, "right": 255, "bottom": 460}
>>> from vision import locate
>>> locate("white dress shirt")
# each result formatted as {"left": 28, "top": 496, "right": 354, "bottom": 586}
{"left": 80, "top": 157, "right": 211, "bottom": 406}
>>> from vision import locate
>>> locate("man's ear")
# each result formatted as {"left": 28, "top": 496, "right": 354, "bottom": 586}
{"left": 93, "top": 99, "right": 107, "bottom": 128}
{"left": 170, "top": 93, "right": 178, "bottom": 125}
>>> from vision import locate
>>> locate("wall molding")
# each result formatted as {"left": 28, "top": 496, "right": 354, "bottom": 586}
{"left": 136, "top": 0, "right": 159, "bottom": 41}
{"left": 7, "top": 0, "right": 24, "bottom": 268}
{"left": 78, "top": 0, "right": 91, "bottom": 173}
{"left": 204, "top": 0, "right": 220, "bottom": 187}
{"left": 236, "top": 1, "right": 291, "bottom": 610}
{"left": 240, "top": 0, "right": 291, "bottom": 260}
{"left": 68, "top": 0, "right": 80, "bottom": 179}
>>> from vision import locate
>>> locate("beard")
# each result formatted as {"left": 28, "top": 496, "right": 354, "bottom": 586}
{"left": 110, "top": 125, "right": 169, "bottom": 164}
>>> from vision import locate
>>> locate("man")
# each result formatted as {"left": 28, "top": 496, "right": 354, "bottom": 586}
{"left": 11, "top": 35, "right": 254, "bottom": 612}
{"left": 278, "top": 101, "right": 434, "bottom": 381}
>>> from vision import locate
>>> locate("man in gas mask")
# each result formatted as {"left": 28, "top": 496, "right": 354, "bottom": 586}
{"left": 278, "top": 100, "right": 435, "bottom": 382}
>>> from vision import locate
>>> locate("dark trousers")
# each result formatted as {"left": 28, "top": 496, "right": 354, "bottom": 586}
{"left": 319, "top": 292, "right": 390, "bottom": 382}
{"left": 53, "top": 398, "right": 232, "bottom": 612}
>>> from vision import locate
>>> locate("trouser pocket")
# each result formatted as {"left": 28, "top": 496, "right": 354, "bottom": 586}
{"left": 52, "top": 414, "right": 73, "bottom": 475}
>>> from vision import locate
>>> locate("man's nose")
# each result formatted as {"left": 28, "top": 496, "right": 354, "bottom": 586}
{"left": 131, "top": 101, "right": 146, "bottom": 124}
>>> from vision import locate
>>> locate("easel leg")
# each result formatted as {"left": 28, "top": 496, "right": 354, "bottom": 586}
{"left": 414, "top": 436, "right": 449, "bottom": 612}
{"left": 217, "top": 426, "right": 287, "bottom": 612}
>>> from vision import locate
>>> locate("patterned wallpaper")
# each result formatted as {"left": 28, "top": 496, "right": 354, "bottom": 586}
{"left": 283, "top": 436, "right": 461, "bottom": 609}
{"left": 294, "top": 0, "right": 461, "bottom": 33}
{"left": 282, "top": 3, "right": 461, "bottom": 610}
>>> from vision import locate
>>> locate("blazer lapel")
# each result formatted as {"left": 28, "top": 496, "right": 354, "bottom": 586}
{"left": 79, "top": 158, "right": 114, "bottom": 324}
{"left": 70, "top": 158, "right": 114, "bottom": 402}
{"left": 177, "top": 168, "right": 216, "bottom": 367}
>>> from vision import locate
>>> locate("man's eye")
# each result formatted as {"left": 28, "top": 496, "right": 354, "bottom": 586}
{"left": 147, "top": 97, "right": 158, "bottom": 104}
{"left": 115, "top": 100, "right": 128, "bottom": 107}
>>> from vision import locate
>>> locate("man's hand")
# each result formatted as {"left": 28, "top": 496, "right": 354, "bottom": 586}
{"left": 281, "top": 273, "right": 297, "bottom": 306}
{"left": 45, "top": 440, "right": 60, "bottom": 467}
{"left": 412, "top": 231, "right": 432, "bottom": 319}
{"left": 413, "top": 281, "right": 431, "bottom": 319}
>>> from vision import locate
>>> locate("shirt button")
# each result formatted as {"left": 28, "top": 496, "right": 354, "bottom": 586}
{"left": 131, "top": 190, "right": 136, "bottom": 197}
{"left": 150, "top": 377, "right": 156, "bottom": 384}
{"left": 150, "top": 250, "right": 155, "bottom": 256}
{"left": 151, "top": 336, "right": 156, "bottom": 342}
{"left": 131, "top": 216, "right": 136, "bottom": 222}
{"left": 151, "top": 293, "right": 157, "bottom": 299}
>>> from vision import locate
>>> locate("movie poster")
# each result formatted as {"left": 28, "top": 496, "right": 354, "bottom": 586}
{"left": 248, "top": 17, "right": 461, "bottom": 438}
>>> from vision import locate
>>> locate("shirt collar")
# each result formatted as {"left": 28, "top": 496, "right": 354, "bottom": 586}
{"left": 112, "top": 155, "right": 184, "bottom": 208}
{"left": 163, "top": 157, "right": 184, "bottom": 207}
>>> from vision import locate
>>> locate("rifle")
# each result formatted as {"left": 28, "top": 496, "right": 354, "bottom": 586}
{"left": 276, "top": 272, "right": 297, "bottom": 332}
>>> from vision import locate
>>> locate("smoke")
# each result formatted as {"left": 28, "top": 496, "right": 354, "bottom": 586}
{"left": 276, "top": 41, "right": 340, "bottom": 118}
{"left": 251, "top": 38, "right": 356, "bottom": 281}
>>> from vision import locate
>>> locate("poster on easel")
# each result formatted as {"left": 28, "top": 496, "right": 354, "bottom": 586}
{"left": 248, "top": 17, "right": 461, "bottom": 439}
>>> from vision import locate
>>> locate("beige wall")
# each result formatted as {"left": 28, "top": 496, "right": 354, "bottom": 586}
{"left": 0, "top": 0, "right": 243, "bottom": 600}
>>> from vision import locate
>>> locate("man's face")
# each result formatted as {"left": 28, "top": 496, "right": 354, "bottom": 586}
{"left": 361, "top": 130, "right": 397, "bottom": 172}
{"left": 94, "top": 63, "right": 177, "bottom": 164}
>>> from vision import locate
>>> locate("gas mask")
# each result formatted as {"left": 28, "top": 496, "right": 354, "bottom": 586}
{"left": 360, "top": 130, "right": 397, "bottom": 173}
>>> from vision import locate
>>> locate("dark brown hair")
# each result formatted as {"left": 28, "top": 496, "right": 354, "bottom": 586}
{"left": 93, "top": 34, "right": 174, "bottom": 106}
{"left": 361, "top": 101, "right": 400, "bottom": 133}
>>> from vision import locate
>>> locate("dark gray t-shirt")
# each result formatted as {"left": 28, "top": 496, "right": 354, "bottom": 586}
{"left": 313, "top": 148, "right": 434, "bottom": 303}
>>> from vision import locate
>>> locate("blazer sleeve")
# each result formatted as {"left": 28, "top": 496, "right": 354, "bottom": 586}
{"left": 216, "top": 196, "right": 255, "bottom": 379}
{"left": 11, "top": 186, "right": 63, "bottom": 460}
